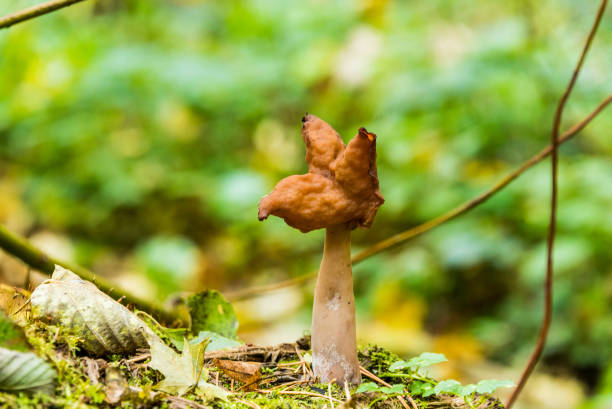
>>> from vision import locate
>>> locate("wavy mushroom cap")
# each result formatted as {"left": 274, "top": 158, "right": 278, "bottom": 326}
{"left": 258, "top": 115, "right": 384, "bottom": 233}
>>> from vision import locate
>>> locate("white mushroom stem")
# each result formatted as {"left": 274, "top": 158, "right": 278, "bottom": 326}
{"left": 311, "top": 223, "right": 361, "bottom": 385}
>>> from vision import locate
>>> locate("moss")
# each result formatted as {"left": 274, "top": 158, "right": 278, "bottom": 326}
{"left": 0, "top": 319, "right": 503, "bottom": 409}
{"left": 359, "top": 344, "right": 401, "bottom": 375}
{"left": 0, "top": 312, "right": 29, "bottom": 351}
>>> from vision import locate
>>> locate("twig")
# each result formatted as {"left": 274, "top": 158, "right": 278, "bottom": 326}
{"left": 327, "top": 379, "right": 336, "bottom": 409}
{"left": 343, "top": 381, "right": 351, "bottom": 402}
{"left": 256, "top": 389, "right": 343, "bottom": 403}
{"left": 294, "top": 345, "right": 314, "bottom": 379}
{"left": 506, "top": 0, "right": 608, "bottom": 407}
{"left": 226, "top": 274, "right": 313, "bottom": 301}
{"left": 0, "top": 224, "right": 181, "bottom": 325}
{"left": 269, "top": 380, "right": 308, "bottom": 390}
{"left": 125, "top": 353, "right": 150, "bottom": 364}
{"left": 166, "top": 395, "right": 209, "bottom": 409}
{"left": 225, "top": 93, "right": 612, "bottom": 302}
{"left": 352, "top": 94, "right": 612, "bottom": 265}
{"left": 0, "top": 0, "right": 87, "bottom": 29}
{"left": 237, "top": 400, "right": 262, "bottom": 409}
{"left": 360, "top": 366, "right": 416, "bottom": 409}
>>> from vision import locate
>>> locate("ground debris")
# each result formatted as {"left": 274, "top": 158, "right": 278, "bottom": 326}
{"left": 0, "top": 324, "right": 503, "bottom": 409}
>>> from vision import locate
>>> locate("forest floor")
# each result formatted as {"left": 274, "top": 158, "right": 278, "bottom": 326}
{"left": 0, "top": 323, "right": 503, "bottom": 409}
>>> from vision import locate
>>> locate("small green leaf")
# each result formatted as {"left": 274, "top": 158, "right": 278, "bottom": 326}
{"left": 422, "top": 384, "right": 436, "bottom": 397}
{"left": 380, "top": 384, "right": 405, "bottom": 394}
{"left": 164, "top": 328, "right": 189, "bottom": 350}
{"left": 459, "top": 384, "right": 477, "bottom": 396}
{"left": 390, "top": 352, "right": 448, "bottom": 371}
{"left": 187, "top": 290, "right": 238, "bottom": 339}
{"left": 434, "top": 379, "right": 463, "bottom": 395}
{"left": 0, "top": 311, "right": 29, "bottom": 351}
{"left": 356, "top": 382, "right": 381, "bottom": 393}
{"left": 475, "top": 379, "right": 514, "bottom": 394}
{"left": 409, "top": 381, "right": 430, "bottom": 396}
{"left": 191, "top": 331, "right": 242, "bottom": 351}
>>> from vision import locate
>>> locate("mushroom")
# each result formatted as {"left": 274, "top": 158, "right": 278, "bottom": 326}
{"left": 258, "top": 114, "right": 384, "bottom": 385}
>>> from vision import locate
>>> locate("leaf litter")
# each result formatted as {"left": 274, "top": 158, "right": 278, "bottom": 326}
{"left": 0, "top": 266, "right": 508, "bottom": 408}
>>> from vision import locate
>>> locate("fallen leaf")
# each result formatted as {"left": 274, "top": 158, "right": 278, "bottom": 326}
{"left": 213, "top": 359, "right": 261, "bottom": 391}
{"left": 30, "top": 265, "right": 162, "bottom": 356}
{"left": 0, "top": 346, "right": 56, "bottom": 394}
{"left": 143, "top": 330, "right": 229, "bottom": 401}
{"left": 0, "top": 284, "right": 30, "bottom": 326}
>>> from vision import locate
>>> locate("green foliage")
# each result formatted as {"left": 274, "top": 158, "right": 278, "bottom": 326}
{"left": 187, "top": 290, "right": 239, "bottom": 339}
{"left": 165, "top": 329, "right": 242, "bottom": 352}
{"left": 432, "top": 379, "right": 514, "bottom": 409}
{"left": 0, "top": 312, "right": 28, "bottom": 352}
{"left": 190, "top": 331, "right": 242, "bottom": 352}
{"left": 389, "top": 352, "right": 448, "bottom": 371}
{"left": 135, "top": 235, "right": 200, "bottom": 297}
{"left": 357, "top": 374, "right": 511, "bottom": 409}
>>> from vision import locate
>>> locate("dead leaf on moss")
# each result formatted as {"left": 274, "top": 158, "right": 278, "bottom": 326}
{"left": 214, "top": 359, "right": 261, "bottom": 391}
{"left": 30, "top": 265, "right": 162, "bottom": 356}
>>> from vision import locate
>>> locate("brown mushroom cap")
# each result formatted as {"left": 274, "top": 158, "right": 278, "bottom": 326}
{"left": 258, "top": 114, "right": 384, "bottom": 233}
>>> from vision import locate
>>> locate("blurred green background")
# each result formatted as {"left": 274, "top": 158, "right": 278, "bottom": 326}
{"left": 1, "top": 0, "right": 612, "bottom": 407}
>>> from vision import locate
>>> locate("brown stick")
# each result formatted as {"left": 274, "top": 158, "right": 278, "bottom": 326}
{"left": 0, "top": 224, "right": 181, "bottom": 325}
{"left": 506, "top": 1, "right": 608, "bottom": 407}
{"left": 226, "top": 94, "right": 612, "bottom": 302}
{"left": 0, "top": 0, "right": 86, "bottom": 29}
{"left": 360, "top": 366, "right": 416, "bottom": 409}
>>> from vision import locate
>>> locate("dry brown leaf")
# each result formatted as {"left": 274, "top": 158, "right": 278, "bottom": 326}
{"left": 213, "top": 359, "right": 262, "bottom": 391}
{"left": 0, "top": 284, "right": 30, "bottom": 325}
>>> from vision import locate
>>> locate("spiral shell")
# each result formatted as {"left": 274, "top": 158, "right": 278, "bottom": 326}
{"left": 31, "top": 265, "right": 160, "bottom": 356}
{"left": 0, "top": 347, "right": 56, "bottom": 394}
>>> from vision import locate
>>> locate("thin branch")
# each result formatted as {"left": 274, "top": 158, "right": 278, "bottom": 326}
{"left": 0, "top": 224, "right": 182, "bottom": 325}
{"left": 226, "top": 93, "right": 612, "bottom": 302}
{"left": 506, "top": 1, "right": 608, "bottom": 407}
{"left": 352, "top": 93, "right": 612, "bottom": 265}
{"left": 0, "top": 0, "right": 86, "bottom": 30}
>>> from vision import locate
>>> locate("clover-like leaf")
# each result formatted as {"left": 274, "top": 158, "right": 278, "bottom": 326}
{"left": 380, "top": 384, "right": 405, "bottom": 395}
{"left": 434, "top": 379, "right": 463, "bottom": 396}
{"left": 475, "top": 379, "right": 514, "bottom": 394}
{"left": 411, "top": 381, "right": 435, "bottom": 397}
{"left": 459, "top": 384, "right": 477, "bottom": 396}
{"left": 356, "top": 382, "right": 381, "bottom": 393}
{"left": 389, "top": 352, "right": 448, "bottom": 371}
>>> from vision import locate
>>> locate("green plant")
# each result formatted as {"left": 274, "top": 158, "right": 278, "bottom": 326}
{"left": 432, "top": 379, "right": 514, "bottom": 409}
